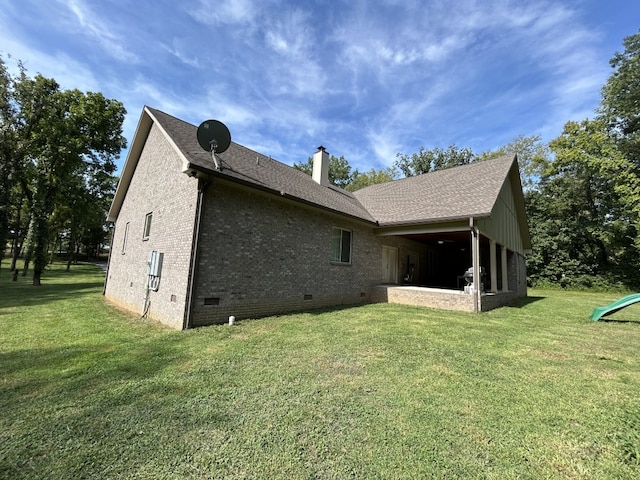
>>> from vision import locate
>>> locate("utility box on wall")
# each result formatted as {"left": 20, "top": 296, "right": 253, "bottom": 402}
{"left": 147, "top": 250, "right": 164, "bottom": 277}
{"left": 147, "top": 251, "right": 164, "bottom": 291}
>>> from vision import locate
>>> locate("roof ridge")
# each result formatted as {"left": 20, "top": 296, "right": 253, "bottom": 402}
{"left": 355, "top": 154, "right": 515, "bottom": 194}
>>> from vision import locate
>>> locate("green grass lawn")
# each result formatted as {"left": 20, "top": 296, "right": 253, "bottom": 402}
{"left": 1, "top": 262, "right": 640, "bottom": 479}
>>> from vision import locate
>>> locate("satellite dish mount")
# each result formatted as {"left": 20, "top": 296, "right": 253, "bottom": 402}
{"left": 196, "top": 120, "right": 231, "bottom": 171}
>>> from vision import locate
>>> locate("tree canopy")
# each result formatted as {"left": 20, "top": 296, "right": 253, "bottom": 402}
{"left": 0, "top": 57, "right": 126, "bottom": 284}
{"left": 293, "top": 154, "right": 354, "bottom": 188}
{"left": 294, "top": 155, "right": 397, "bottom": 191}
{"left": 394, "top": 145, "right": 476, "bottom": 177}
{"left": 600, "top": 30, "right": 640, "bottom": 162}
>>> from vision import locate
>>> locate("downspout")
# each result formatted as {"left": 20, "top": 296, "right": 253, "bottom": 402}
{"left": 470, "top": 217, "right": 480, "bottom": 313}
{"left": 183, "top": 177, "right": 210, "bottom": 329}
{"left": 102, "top": 222, "right": 115, "bottom": 295}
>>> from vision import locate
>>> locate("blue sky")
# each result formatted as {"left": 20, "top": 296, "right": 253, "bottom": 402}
{"left": 1, "top": 0, "right": 638, "bottom": 174}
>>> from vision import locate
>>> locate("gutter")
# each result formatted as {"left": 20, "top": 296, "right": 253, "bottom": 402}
{"left": 102, "top": 222, "right": 115, "bottom": 295}
{"left": 183, "top": 178, "right": 210, "bottom": 329}
{"left": 375, "top": 212, "right": 492, "bottom": 229}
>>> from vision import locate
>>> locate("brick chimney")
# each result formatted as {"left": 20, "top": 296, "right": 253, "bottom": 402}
{"left": 312, "top": 146, "right": 330, "bottom": 186}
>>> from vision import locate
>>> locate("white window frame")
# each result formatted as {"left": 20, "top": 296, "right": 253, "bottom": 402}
{"left": 121, "top": 222, "right": 130, "bottom": 255}
{"left": 143, "top": 212, "right": 153, "bottom": 240}
{"left": 331, "top": 227, "right": 352, "bottom": 264}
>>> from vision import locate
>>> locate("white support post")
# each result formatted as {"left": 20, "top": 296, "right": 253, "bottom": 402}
{"left": 470, "top": 218, "right": 480, "bottom": 313}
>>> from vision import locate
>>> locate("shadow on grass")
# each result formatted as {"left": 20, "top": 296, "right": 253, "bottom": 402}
{"left": 0, "top": 333, "right": 231, "bottom": 479}
{"left": 0, "top": 264, "right": 105, "bottom": 310}
{"left": 503, "top": 295, "right": 546, "bottom": 308}
{"left": 0, "top": 280, "right": 105, "bottom": 310}
{"left": 596, "top": 318, "right": 640, "bottom": 325}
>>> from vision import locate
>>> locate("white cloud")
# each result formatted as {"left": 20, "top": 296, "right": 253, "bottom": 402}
{"left": 0, "top": 0, "right": 632, "bottom": 174}
{"left": 161, "top": 39, "right": 201, "bottom": 68}
{"left": 188, "top": 0, "right": 262, "bottom": 26}
{"left": 61, "top": 0, "right": 139, "bottom": 63}
{"left": 262, "top": 9, "right": 328, "bottom": 96}
{"left": 1, "top": 47, "right": 100, "bottom": 94}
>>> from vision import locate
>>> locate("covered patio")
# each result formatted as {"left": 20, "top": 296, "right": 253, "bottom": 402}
{"left": 354, "top": 155, "right": 531, "bottom": 313}
{"left": 374, "top": 216, "right": 528, "bottom": 313}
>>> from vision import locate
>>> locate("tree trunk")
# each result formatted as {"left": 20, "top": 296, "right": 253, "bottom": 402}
{"left": 0, "top": 162, "right": 9, "bottom": 277}
{"left": 9, "top": 235, "right": 17, "bottom": 270}
{"left": 22, "top": 257, "right": 30, "bottom": 277}
{"left": 32, "top": 214, "right": 49, "bottom": 286}
{"left": 49, "top": 236, "right": 58, "bottom": 265}
{"left": 9, "top": 193, "right": 25, "bottom": 273}
{"left": 33, "top": 269, "right": 42, "bottom": 286}
{"left": 10, "top": 237, "right": 22, "bottom": 272}
{"left": 66, "top": 237, "right": 75, "bottom": 272}
{"left": 22, "top": 215, "right": 35, "bottom": 277}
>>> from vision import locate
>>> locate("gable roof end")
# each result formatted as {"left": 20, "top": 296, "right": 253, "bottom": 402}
{"left": 107, "top": 106, "right": 194, "bottom": 222}
{"left": 145, "top": 107, "right": 376, "bottom": 223}
{"left": 107, "top": 108, "right": 152, "bottom": 222}
{"left": 353, "top": 155, "right": 517, "bottom": 226}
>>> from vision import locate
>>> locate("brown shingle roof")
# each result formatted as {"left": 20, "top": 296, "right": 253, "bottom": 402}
{"left": 112, "top": 107, "right": 522, "bottom": 233}
{"left": 147, "top": 107, "right": 376, "bottom": 223}
{"left": 352, "top": 155, "right": 517, "bottom": 226}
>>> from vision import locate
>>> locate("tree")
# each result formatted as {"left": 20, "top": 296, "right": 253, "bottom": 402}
{"left": 600, "top": 29, "right": 640, "bottom": 163}
{"left": 394, "top": 145, "right": 476, "bottom": 177}
{"left": 478, "top": 135, "right": 550, "bottom": 191}
{"left": 599, "top": 29, "right": 640, "bottom": 239}
{"left": 0, "top": 57, "right": 17, "bottom": 272}
{"left": 345, "top": 167, "right": 398, "bottom": 191}
{"left": 529, "top": 118, "right": 640, "bottom": 287}
{"left": 1, "top": 59, "right": 126, "bottom": 285}
{"left": 49, "top": 170, "right": 116, "bottom": 270}
{"left": 293, "top": 154, "right": 355, "bottom": 188}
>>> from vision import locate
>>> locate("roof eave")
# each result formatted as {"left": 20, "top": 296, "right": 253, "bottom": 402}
{"left": 107, "top": 107, "right": 154, "bottom": 222}
{"left": 375, "top": 212, "right": 492, "bottom": 229}
{"left": 184, "top": 162, "right": 378, "bottom": 226}
{"left": 107, "top": 106, "right": 193, "bottom": 222}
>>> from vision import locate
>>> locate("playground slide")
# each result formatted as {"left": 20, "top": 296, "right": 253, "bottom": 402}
{"left": 589, "top": 293, "right": 640, "bottom": 321}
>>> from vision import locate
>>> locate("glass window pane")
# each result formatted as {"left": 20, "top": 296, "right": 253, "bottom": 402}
{"left": 144, "top": 213, "right": 152, "bottom": 239}
{"left": 331, "top": 228, "right": 342, "bottom": 262}
{"left": 341, "top": 230, "right": 351, "bottom": 263}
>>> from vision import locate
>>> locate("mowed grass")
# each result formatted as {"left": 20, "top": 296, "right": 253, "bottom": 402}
{"left": 1, "top": 263, "right": 640, "bottom": 479}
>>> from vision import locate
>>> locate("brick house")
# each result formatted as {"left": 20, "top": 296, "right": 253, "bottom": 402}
{"left": 104, "top": 107, "right": 531, "bottom": 329}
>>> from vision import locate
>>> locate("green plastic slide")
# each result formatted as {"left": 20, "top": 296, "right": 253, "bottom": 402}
{"left": 589, "top": 293, "right": 640, "bottom": 321}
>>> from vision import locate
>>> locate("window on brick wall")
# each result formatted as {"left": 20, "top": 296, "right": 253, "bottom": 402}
{"left": 121, "top": 222, "right": 130, "bottom": 254}
{"left": 331, "top": 227, "right": 352, "bottom": 264}
{"left": 143, "top": 212, "right": 153, "bottom": 240}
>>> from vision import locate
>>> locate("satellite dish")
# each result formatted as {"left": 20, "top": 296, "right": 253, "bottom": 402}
{"left": 196, "top": 120, "right": 231, "bottom": 170}
{"left": 197, "top": 120, "right": 231, "bottom": 153}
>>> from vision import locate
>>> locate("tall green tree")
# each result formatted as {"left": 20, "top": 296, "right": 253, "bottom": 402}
{"left": 530, "top": 118, "right": 639, "bottom": 287}
{"left": 599, "top": 29, "right": 640, "bottom": 237}
{"left": 600, "top": 29, "right": 640, "bottom": 163}
{"left": 394, "top": 145, "right": 476, "bottom": 177}
{"left": 3, "top": 61, "right": 126, "bottom": 285}
{"left": 479, "top": 135, "right": 550, "bottom": 190}
{"left": 0, "top": 57, "right": 17, "bottom": 272}
{"left": 345, "top": 166, "right": 398, "bottom": 192}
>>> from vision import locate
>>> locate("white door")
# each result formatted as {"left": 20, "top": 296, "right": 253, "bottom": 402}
{"left": 381, "top": 246, "right": 398, "bottom": 284}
